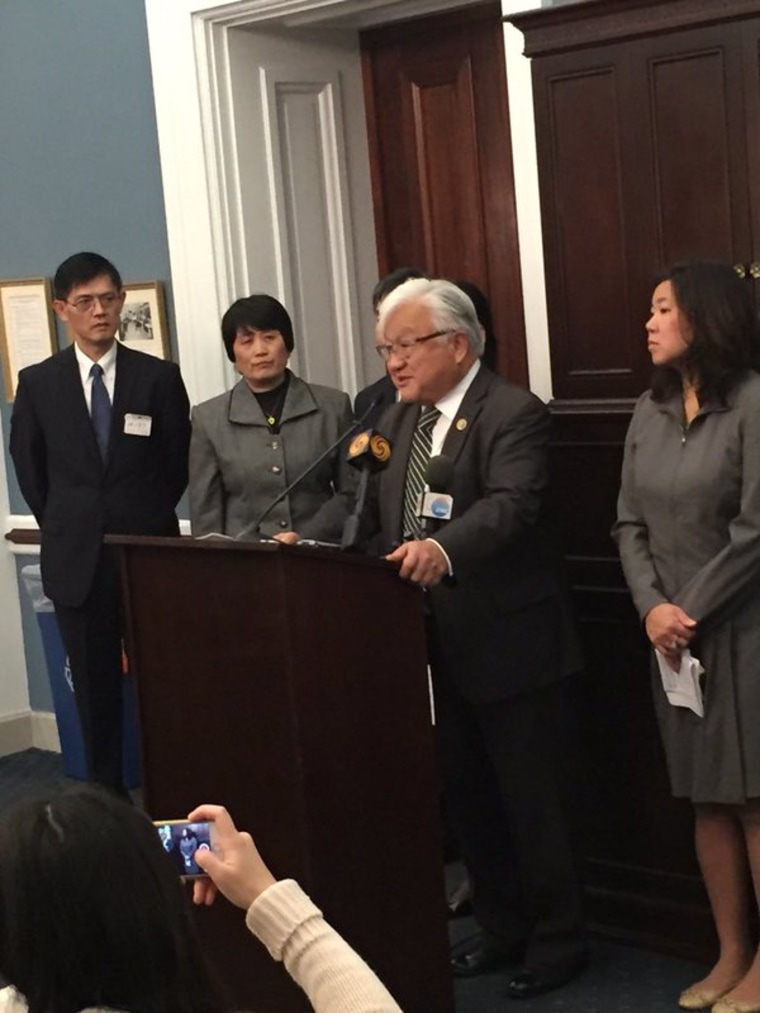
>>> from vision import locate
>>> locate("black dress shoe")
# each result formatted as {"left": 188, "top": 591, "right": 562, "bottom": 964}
{"left": 451, "top": 942, "right": 524, "bottom": 978}
{"left": 446, "top": 895, "right": 473, "bottom": 920}
{"left": 506, "top": 957, "right": 588, "bottom": 999}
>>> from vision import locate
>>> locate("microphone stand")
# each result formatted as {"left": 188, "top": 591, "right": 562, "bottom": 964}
{"left": 340, "top": 468, "right": 371, "bottom": 550}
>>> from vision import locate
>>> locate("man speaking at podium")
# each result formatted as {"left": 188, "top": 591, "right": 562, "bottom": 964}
{"left": 348, "top": 278, "right": 586, "bottom": 998}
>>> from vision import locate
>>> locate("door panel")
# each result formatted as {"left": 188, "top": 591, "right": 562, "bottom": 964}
{"left": 361, "top": 4, "right": 527, "bottom": 383}
{"left": 533, "top": 21, "right": 754, "bottom": 401}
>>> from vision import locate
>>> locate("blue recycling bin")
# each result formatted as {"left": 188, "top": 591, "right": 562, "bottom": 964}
{"left": 21, "top": 565, "right": 141, "bottom": 788}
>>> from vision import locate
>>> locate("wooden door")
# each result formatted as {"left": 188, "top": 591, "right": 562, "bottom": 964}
{"left": 361, "top": 3, "right": 527, "bottom": 383}
{"left": 530, "top": 19, "right": 755, "bottom": 402}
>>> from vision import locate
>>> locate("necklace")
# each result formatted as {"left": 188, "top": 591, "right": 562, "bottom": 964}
{"left": 252, "top": 374, "right": 290, "bottom": 432}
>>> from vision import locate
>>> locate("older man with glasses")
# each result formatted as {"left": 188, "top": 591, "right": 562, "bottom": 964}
{"left": 10, "top": 251, "right": 190, "bottom": 797}
{"left": 371, "top": 277, "right": 587, "bottom": 998}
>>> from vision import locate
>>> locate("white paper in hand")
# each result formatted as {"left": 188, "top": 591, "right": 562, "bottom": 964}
{"left": 655, "top": 649, "right": 704, "bottom": 717}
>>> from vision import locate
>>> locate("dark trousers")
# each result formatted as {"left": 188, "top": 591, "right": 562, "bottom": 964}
{"left": 54, "top": 548, "right": 124, "bottom": 792}
{"left": 434, "top": 665, "right": 587, "bottom": 972}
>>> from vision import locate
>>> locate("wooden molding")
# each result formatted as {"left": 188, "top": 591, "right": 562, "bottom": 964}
{"left": 507, "top": 0, "right": 760, "bottom": 57}
{"left": 5, "top": 528, "right": 40, "bottom": 545}
{"left": 549, "top": 397, "right": 637, "bottom": 416}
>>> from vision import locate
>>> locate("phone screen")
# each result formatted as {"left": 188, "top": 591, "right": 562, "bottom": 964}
{"left": 154, "top": 819, "right": 212, "bottom": 878}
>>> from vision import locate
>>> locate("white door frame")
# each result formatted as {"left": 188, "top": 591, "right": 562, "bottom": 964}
{"left": 143, "top": 0, "right": 551, "bottom": 406}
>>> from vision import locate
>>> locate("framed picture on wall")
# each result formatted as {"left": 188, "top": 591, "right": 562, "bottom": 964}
{"left": 0, "top": 277, "right": 57, "bottom": 401}
{"left": 118, "top": 281, "right": 170, "bottom": 359}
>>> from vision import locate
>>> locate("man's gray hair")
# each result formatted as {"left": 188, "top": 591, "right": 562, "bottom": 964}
{"left": 377, "top": 277, "right": 485, "bottom": 357}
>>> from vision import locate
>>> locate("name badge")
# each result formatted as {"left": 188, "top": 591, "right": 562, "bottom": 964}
{"left": 124, "top": 413, "right": 152, "bottom": 437}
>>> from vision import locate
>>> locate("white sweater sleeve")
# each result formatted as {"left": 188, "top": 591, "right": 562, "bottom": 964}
{"left": 0, "top": 988, "right": 27, "bottom": 1012}
{"left": 246, "top": 880, "right": 402, "bottom": 1012}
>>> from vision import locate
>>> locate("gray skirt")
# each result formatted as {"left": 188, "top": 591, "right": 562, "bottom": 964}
{"left": 653, "top": 605, "right": 760, "bottom": 804}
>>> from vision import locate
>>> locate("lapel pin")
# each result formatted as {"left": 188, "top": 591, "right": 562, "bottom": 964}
{"left": 455, "top": 417, "right": 467, "bottom": 431}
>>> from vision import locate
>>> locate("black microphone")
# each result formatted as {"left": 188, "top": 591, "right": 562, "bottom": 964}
{"left": 340, "top": 430, "right": 392, "bottom": 549}
{"left": 237, "top": 396, "right": 380, "bottom": 540}
{"left": 418, "top": 454, "right": 454, "bottom": 537}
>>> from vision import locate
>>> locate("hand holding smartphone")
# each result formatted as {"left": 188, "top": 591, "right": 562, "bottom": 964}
{"left": 185, "top": 804, "right": 277, "bottom": 910}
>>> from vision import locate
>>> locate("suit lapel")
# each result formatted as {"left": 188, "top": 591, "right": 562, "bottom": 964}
{"left": 110, "top": 344, "right": 142, "bottom": 464}
{"left": 440, "top": 366, "right": 491, "bottom": 464}
{"left": 381, "top": 402, "right": 418, "bottom": 540}
{"left": 280, "top": 373, "right": 319, "bottom": 423}
{"left": 227, "top": 378, "right": 265, "bottom": 426}
{"left": 57, "top": 345, "right": 103, "bottom": 466}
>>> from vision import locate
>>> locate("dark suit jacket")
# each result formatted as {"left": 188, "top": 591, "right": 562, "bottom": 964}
{"left": 10, "top": 342, "right": 191, "bottom": 608}
{"left": 369, "top": 365, "right": 581, "bottom": 703}
{"left": 354, "top": 374, "right": 396, "bottom": 430}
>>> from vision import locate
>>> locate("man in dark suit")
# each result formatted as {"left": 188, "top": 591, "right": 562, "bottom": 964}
{"left": 372, "top": 278, "right": 587, "bottom": 998}
{"left": 10, "top": 252, "right": 190, "bottom": 795}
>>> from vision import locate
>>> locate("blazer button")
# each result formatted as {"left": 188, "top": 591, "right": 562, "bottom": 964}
{"left": 271, "top": 441, "right": 279, "bottom": 450}
{"left": 272, "top": 465, "right": 282, "bottom": 475}
{"left": 278, "top": 519, "right": 288, "bottom": 528}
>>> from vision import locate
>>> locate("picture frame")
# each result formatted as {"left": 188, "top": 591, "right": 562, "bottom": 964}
{"left": 118, "top": 281, "right": 170, "bottom": 360}
{"left": 0, "top": 277, "right": 57, "bottom": 401}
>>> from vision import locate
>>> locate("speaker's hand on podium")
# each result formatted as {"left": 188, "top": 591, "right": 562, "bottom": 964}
{"left": 273, "top": 531, "right": 300, "bottom": 544}
{"left": 187, "top": 803, "right": 276, "bottom": 911}
{"left": 386, "top": 538, "right": 447, "bottom": 588}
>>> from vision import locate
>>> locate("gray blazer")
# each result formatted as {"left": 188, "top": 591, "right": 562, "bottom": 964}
{"left": 189, "top": 372, "right": 355, "bottom": 540}
{"left": 614, "top": 372, "right": 760, "bottom": 626}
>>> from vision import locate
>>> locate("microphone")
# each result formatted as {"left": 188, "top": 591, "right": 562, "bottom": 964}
{"left": 418, "top": 454, "right": 454, "bottom": 537}
{"left": 341, "top": 430, "right": 392, "bottom": 549}
{"left": 238, "top": 396, "right": 380, "bottom": 540}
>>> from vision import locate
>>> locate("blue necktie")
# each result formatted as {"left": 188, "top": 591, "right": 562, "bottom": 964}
{"left": 90, "top": 363, "right": 112, "bottom": 460}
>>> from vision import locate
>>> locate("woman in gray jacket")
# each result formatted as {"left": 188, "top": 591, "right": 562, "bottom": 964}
{"left": 190, "top": 295, "right": 354, "bottom": 541}
{"left": 614, "top": 261, "right": 760, "bottom": 1013}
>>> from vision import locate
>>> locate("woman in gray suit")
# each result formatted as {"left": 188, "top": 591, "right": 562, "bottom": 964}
{"left": 190, "top": 295, "right": 354, "bottom": 541}
{"left": 614, "top": 262, "right": 760, "bottom": 1013}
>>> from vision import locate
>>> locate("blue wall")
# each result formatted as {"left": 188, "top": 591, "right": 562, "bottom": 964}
{"left": 0, "top": 0, "right": 172, "bottom": 511}
{"left": 0, "top": 0, "right": 172, "bottom": 709}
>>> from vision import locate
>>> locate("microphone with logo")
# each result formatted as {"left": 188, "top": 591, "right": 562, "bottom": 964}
{"left": 341, "top": 429, "right": 392, "bottom": 549}
{"left": 417, "top": 455, "right": 454, "bottom": 537}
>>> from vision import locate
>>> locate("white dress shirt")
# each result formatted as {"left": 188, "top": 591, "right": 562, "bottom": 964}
{"left": 74, "top": 341, "right": 117, "bottom": 412}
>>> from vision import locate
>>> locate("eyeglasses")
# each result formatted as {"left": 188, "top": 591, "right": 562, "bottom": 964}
{"left": 65, "top": 293, "right": 121, "bottom": 312}
{"left": 375, "top": 329, "right": 453, "bottom": 362}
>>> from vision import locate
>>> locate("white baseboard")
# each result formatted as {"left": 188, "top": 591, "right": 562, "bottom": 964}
{"left": 0, "top": 711, "right": 61, "bottom": 758}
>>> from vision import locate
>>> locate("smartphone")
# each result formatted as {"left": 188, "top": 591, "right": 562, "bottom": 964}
{"left": 154, "top": 818, "right": 215, "bottom": 878}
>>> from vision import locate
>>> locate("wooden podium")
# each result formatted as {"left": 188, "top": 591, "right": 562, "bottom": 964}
{"left": 108, "top": 535, "right": 454, "bottom": 1013}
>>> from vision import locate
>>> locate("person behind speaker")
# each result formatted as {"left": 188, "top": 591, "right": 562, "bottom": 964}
{"left": 614, "top": 261, "right": 760, "bottom": 1013}
{"left": 189, "top": 295, "right": 355, "bottom": 540}
{"left": 0, "top": 787, "right": 401, "bottom": 1013}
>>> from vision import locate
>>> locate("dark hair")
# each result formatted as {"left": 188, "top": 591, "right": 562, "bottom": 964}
{"left": 651, "top": 261, "right": 760, "bottom": 403}
{"left": 0, "top": 786, "right": 228, "bottom": 1013}
{"left": 454, "top": 279, "right": 498, "bottom": 371}
{"left": 221, "top": 294, "right": 294, "bottom": 362}
{"left": 371, "top": 267, "right": 427, "bottom": 313}
{"left": 53, "top": 252, "right": 122, "bottom": 301}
